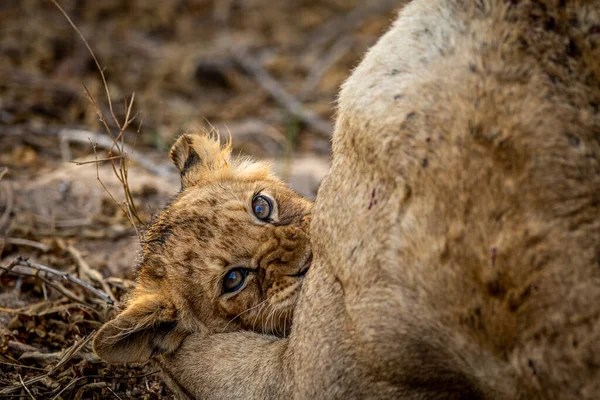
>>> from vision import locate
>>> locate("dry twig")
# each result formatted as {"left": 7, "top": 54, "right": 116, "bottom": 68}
{"left": 18, "top": 374, "right": 36, "bottom": 400}
{"left": 1, "top": 263, "right": 84, "bottom": 305}
{"left": 0, "top": 333, "right": 96, "bottom": 396}
{"left": 50, "top": 0, "right": 147, "bottom": 234}
{"left": 0, "top": 238, "right": 50, "bottom": 252}
{"left": 0, "top": 256, "right": 114, "bottom": 305}
{"left": 0, "top": 361, "right": 46, "bottom": 372}
{"left": 0, "top": 181, "right": 14, "bottom": 233}
{"left": 47, "top": 370, "right": 160, "bottom": 400}
{"left": 67, "top": 245, "right": 117, "bottom": 303}
{"left": 75, "top": 382, "right": 109, "bottom": 399}
{"left": 106, "top": 386, "right": 124, "bottom": 400}
{"left": 47, "top": 333, "right": 96, "bottom": 376}
{"left": 60, "top": 128, "right": 174, "bottom": 177}
{"left": 49, "top": 0, "right": 120, "bottom": 129}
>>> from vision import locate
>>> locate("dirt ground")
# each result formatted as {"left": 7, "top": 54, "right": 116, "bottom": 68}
{"left": 0, "top": 1, "right": 397, "bottom": 398}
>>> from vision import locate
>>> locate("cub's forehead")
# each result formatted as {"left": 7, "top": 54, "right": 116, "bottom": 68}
{"left": 173, "top": 179, "right": 281, "bottom": 210}
{"left": 141, "top": 183, "right": 266, "bottom": 259}
{"left": 142, "top": 178, "right": 308, "bottom": 251}
{"left": 165, "top": 178, "right": 302, "bottom": 227}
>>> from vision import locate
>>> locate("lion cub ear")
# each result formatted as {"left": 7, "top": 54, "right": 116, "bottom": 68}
{"left": 169, "top": 133, "right": 232, "bottom": 188}
{"left": 93, "top": 293, "right": 186, "bottom": 364}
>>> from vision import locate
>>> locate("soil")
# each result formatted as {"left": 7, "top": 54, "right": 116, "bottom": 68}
{"left": 0, "top": 1, "right": 397, "bottom": 398}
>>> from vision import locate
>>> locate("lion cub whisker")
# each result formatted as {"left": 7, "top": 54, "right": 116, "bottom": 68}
{"left": 224, "top": 298, "right": 269, "bottom": 331}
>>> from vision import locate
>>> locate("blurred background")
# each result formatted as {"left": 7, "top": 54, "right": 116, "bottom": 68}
{"left": 2, "top": 0, "right": 398, "bottom": 197}
{"left": 0, "top": 0, "right": 399, "bottom": 398}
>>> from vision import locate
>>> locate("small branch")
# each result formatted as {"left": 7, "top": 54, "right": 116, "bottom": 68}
{"left": 71, "top": 155, "right": 124, "bottom": 165}
{"left": 106, "top": 386, "right": 124, "bottom": 400}
{"left": 2, "top": 266, "right": 85, "bottom": 305}
{"left": 75, "top": 382, "right": 109, "bottom": 399}
{"left": 0, "top": 375, "right": 45, "bottom": 396}
{"left": 50, "top": 0, "right": 121, "bottom": 130}
{"left": 18, "top": 375, "right": 36, "bottom": 400}
{"left": 59, "top": 129, "right": 174, "bottom": 177}
{"left": 48, "top": 370, "right": 159, "bottom": 400}
{"left": 0, "top": 361, "right": 46, "bottom": 372}
{"left": 50, "top": 0, "right": 149, "bottom": 237}
{"left": 0, "top": 181, "right": 14, "bottom": 233}
{"left": 233, "top": 50, "right": 333, "bottom": 138}
{"left": 50, "top": 377, "right": 88, "bottom": 400}
{"left": 66, "top": 245, "right": 117, "bottom": 303}
{"left": 1, "top": 256, "right": 114, "bottom": 305}
{"left": 48, "top": 332, "right": 96, "bottom": 376}
{"left": 0, "top": 238, "right": 50, "bottom": 252}
{"left": 0, "top": 333, "right": 97, "bottom": 396}
{"left": 88, "top": 138, "right": 136, "bottom": 232}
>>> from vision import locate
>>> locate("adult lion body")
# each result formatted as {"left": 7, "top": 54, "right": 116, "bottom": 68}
{"left": 114, "top": 0, "right": 600, "bottom": 398}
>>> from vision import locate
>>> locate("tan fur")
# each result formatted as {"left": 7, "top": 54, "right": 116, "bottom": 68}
{"left": 100, "top": 0, "right": 600, "bottom": 398}
{"left": 93, "top": 132, "right": 312, "bottom": 364}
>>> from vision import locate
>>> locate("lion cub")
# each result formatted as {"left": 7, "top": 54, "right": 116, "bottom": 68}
{"left": 93, "top": 132, "right": 312, "bottom": 364}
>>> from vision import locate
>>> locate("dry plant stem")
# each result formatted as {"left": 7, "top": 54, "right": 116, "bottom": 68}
{"left": 0, "top": 334, "right": 96, "bottom": 395}
{"left": 0, "top": 182, "right": 14, "bottom": 233}
{"left": 0, "top": 307, "right": 26, "bottom": 313}
{"left": 18, "top": 374, "right": 36, "bottom": 400}
{"left": 51, "top": 0, "right": 147, "bottom": 233}
{"left": 0, "top": 361, "right": 46, "bottom": 371}
{"left": 60, "top": 129, "right": 174, "bottom": 177}
{"left": 88, "top": 139, "right": 134, "bottom": 224}
{"left": 0, "top": 238, "right": 50, "bottom": 252}
{"left": 50, "top": 377, "right": 88, "bottom": 400}
{"left": 0, "top": 256, "right": 114, "bottom": 305}
{"left": 82, "top": 87, "right": 144, "bottom": 233}
{"left": 92, "top": 140, "right": 142, "bottom": 238}
{"left": 75, "top": 382, "right": 109, "bottom": 399}
{"left": 35, "top": 274, "right": 83, "bottom": 304}
{"left": 0, "top": 375, "right": 45, "bottom": 396}
{"left": 19, "top": 270, "right": 84, "bottom": 305}
{"left": 60, "top": 132, "right": 72, "bottom": 162}
{"left": 233, "top": 50, "right": 333, "bottom": 138}
{"left": 106, "top": 386, "right": 124, "bottom": 400}
{"left": 49, "top": 0, "right": 120, "bottom": 130}
{"left": 67, "top": 245, "right": 117, "bottom": 303}
{"left": 72, "top": 156, "right": 124, "bottom": 165}
{"left": 47, "top": 333, "right": 96, "bottom": 376}
{"left": 1, "top": 369, "right": 160, "bottom": 398}
{"left": 48, "top": 370, "right": 159, "bottom": 400}
{"left": 0, "top": 263, "right": 86, "bottom": 305}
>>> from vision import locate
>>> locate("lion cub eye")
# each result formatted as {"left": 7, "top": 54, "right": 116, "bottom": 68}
{"left": 223, "top": 268, "right": 248, "bottom": 293}
{"left": 252, "top": 195, "right": 273, "bottom": 221}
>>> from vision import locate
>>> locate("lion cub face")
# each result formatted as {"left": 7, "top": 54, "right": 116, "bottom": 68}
{"left": 93, "top": 133, "right": 312, "bottom": 364}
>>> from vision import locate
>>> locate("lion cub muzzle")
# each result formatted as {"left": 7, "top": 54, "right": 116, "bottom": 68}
{"left": 255, "top": 216, "right": 312, "bottom": 301}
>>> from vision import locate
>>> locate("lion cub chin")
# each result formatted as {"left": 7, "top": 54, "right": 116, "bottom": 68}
{"left": 93, "top": 132, "right": 312, "bottom": 364}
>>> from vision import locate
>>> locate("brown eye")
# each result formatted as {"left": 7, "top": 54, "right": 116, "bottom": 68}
{"left": 223, "top": 268, "right": 248, "bottom": 293}
{"left": 252, "top": 195, "right": 273, "bottom": 221}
